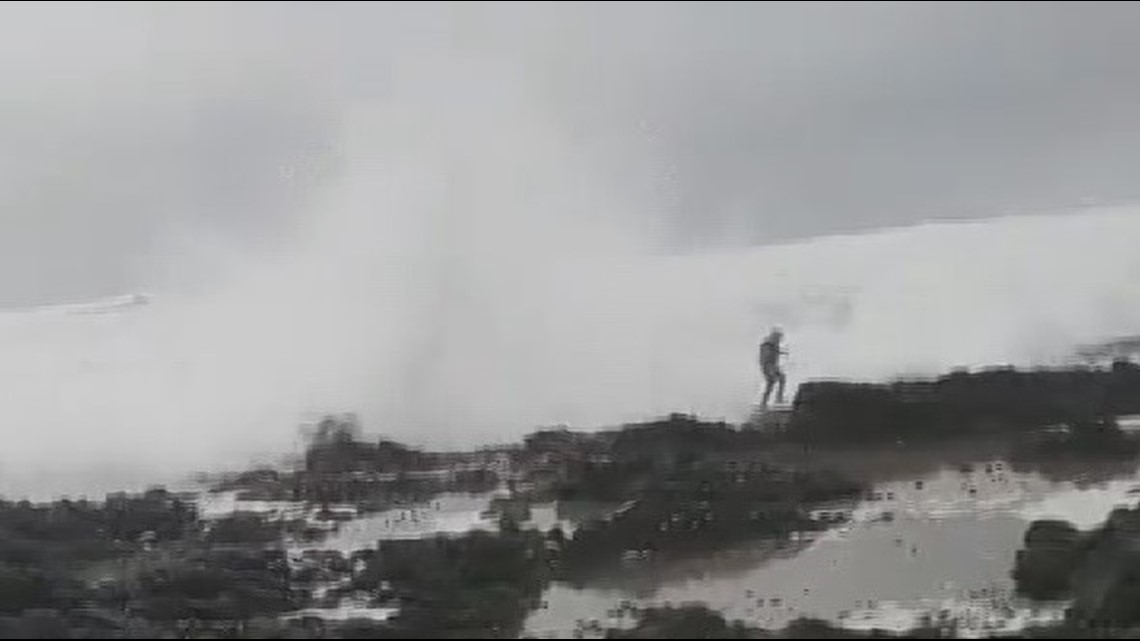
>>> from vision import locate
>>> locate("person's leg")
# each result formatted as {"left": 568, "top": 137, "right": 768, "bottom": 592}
{"left": 762, "top": 375, "right": 774, "bottom": 409}
{"left": 776, "top": 370, "right": 787, "bottom": 405}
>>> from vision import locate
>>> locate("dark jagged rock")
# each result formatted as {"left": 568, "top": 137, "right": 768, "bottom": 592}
{"left": 0, "top": 487, "right": 197, "bottom": 568}
{"left": 599, "top": 606, "right": 947, "bottom": 639}
{"left": 607, "top": 414, "right": 745, "bottom": 466}
{"left": 1071, "top": 508, "right": 1140, "bottom": 629}
{"left": 351, "top": 530, "right": 550, "bottom": 639}
{"left": 0, "top": 566, "right": 58, "bottom": 614}
{"left": 1013, "top": 520, "right": 1086, "bottom": 600}
{"left": 781, "top": 618, "right": 949, "bottom": 638}
{"left": 132, "top": 549, "right": 294, "bottom": 624}
{"left": 789, "top": 361, "right": 1140, "bottom": 442}
{"left": 1013, "top": 507, "right": 1140, "bottom": 630}
{"left": 603, "top": 605, "right": 760, "bottom": 638}
{"left": 557, "top": 460, "right": 862, "bottom": 577}
{"left": 516, "top": 415, "right": 868, "bottom": 579}
{"left": 206, "top": 513, "right": 283, "bottom": 546}
{"left": 304, "top": 414, "right": 432, "bottom": 476}
{"left": 0, "top": 488, "right": 303, "bottom": 638}
{"left": 12, "top": 381, "right": 1140, "bottom": 639}
{"left": 531, "top": 415, "right": 770, "bottom": 503}
{"left": 211, "top": 415, "right": 506, "bottom": 512}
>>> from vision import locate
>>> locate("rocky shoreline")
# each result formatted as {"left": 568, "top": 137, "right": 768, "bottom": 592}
{"left": 5, "top": 364, "right": 1140, "bottom": 637}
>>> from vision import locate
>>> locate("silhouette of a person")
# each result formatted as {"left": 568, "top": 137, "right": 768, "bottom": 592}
{"left": 759, "top": 328, "right": 787, "bottom": 409}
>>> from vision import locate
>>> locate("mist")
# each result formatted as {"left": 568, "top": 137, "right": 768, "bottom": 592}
{"left": 3, "top": 2, "right": 1140, "bottom": 497}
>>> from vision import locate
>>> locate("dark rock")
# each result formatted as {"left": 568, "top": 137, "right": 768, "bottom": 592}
{"left": 789, "top": 363, "right": 1140, "bottom": 443}
{"left": 1014, "top": 520, "right": 1085, "bottom": 600}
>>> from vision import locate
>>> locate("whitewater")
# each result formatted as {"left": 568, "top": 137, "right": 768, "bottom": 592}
{"left": 2, "top": 200, "right": 1140, "bottom": 499}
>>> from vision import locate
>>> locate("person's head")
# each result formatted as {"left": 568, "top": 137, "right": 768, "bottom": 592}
{"left": 768, "top": 327, "right": 784, "bottom": 343}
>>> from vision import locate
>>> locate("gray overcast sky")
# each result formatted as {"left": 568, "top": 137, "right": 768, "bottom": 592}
{"left": 2, "top": 1, "right": 1140, "bottom": 305}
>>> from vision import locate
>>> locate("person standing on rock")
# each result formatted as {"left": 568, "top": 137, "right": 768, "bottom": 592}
{"left": 759, "top": 328, "right": 788, "bottom": 409}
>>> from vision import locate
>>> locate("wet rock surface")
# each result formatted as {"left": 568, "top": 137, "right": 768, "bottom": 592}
{"left": 1014, "top": 506, "right": 1140, "bottom": 632}
{"left": 790, "top": 362, "right": 1140, "bottom": 444}
{"left": 582, "top": 605, "right": 949, "bottom": 639}
{"left": 9, "top": 365, "right": 1140, "bottom": 637}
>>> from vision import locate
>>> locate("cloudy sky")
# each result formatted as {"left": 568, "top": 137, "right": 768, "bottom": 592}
{"left": 2, "top": 1, "right": 1139, "bottom": 305}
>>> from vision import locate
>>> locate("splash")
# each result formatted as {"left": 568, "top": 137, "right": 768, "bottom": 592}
{"left": 3, "top": 51, "right": 1140, "bottom": 498}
